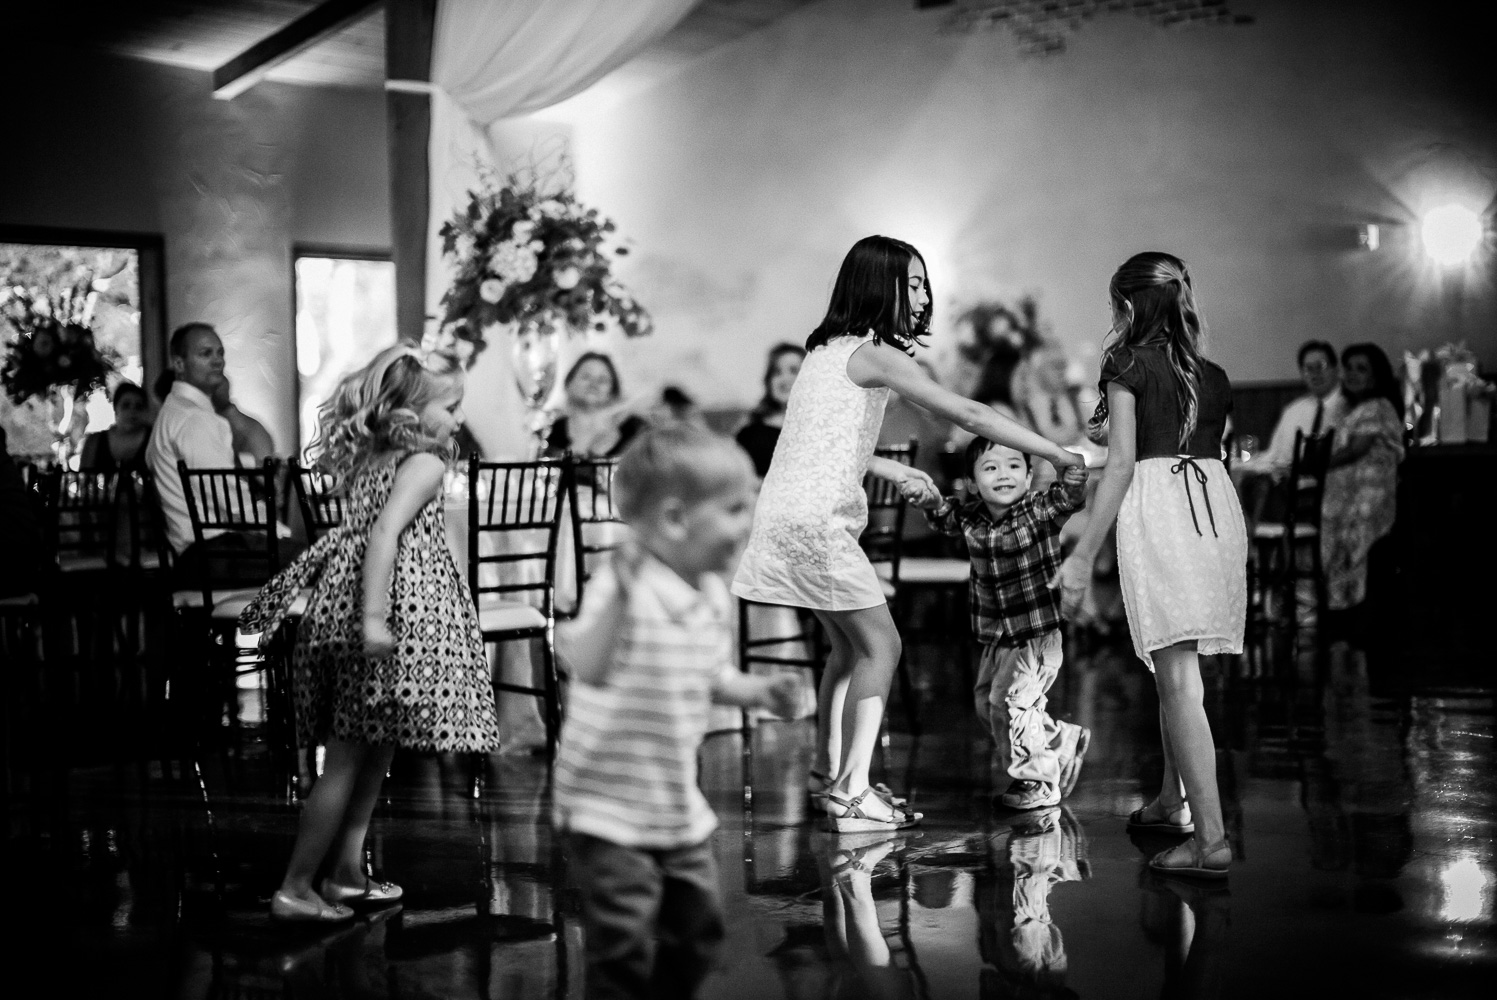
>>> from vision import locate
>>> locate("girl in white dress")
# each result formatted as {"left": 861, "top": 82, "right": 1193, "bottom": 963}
{"left": 1054, "top": 252, "right": 1246, "bottom": 879}
{"left": 733, "top": 236, "right": 1086, "bottom": 832}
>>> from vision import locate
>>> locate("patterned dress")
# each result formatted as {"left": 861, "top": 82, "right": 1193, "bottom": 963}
{"left": 1320, "top": 398, "right": 1404, "bottom": 610}
{"left": 732, "top": 333, "right": 890, "bottom": 611}
{"left": 239, "top": 454, "right": 500, "bottom": 752}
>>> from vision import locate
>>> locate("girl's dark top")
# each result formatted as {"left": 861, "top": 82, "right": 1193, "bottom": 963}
{"left": 79, "top": 429, "right": 148, "bottom": 471}
{"left": 1099, "top": 345, "right": 1232, "bottom": 460}
{"left": 735, "top": 419, "right": 782, "bottom": 478}
{"left": 545, "top": 414, "right": 645, "bottom": 458}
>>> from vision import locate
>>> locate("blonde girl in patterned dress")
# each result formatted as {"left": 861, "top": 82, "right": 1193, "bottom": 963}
{"left": 241, "top": 346, "right": 501, "bottom": 922}
{"left": 733, "top": 235, "right": 1086, "bottom": 832}
{"left": 1054, "top": 252, "right": 1247, "bottom": 879}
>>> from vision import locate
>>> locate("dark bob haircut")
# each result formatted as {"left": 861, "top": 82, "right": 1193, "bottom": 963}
{"left": 965, "top": 435, "right": 1032, "bottom": 479}
{"left": 806, "top": 235, "right": 930, "bottom": 353}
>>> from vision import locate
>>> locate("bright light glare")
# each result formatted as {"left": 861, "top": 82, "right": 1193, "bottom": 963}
{"left": 1439, "top": 855, "right": 1493, "bottom": 923}
{"left": 1421, "top": 204, "right": 1483, "bottom": 265}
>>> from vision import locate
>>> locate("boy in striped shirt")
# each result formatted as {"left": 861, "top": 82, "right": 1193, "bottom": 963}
{"left": 554, "top": 423, "right": 799, "bottom": 1000}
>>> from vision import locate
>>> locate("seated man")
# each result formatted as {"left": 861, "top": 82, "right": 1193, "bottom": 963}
{"left": 146, "top": 322, "right": 300, "bottom": 588}
{"left": 1234, "top": 339, "right": 1346, "bottom": 521}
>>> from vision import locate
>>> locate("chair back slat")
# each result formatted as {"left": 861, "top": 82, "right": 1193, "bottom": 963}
{"left": 177, "top": 459, "right": 280, "bottom": 605}
{"left": 119, "top": 470, "right": 173, "bottom": 573}
{"left": 861, "top": 440, "right": 917, "bottom": 578}
{"left": 44, "top": 469, "right": 122, "bottom": 565}
{"left": 562, "top": 457, "right": 624, "bottom": 616}
{"left": 467, "top": 456, "right": 567, "bottom": 615}
{"left": 1286, "top": 430, "right": 1332, "bottom": 527}
{"left": 292, "top": 460, "right": 345, "bottom": 542}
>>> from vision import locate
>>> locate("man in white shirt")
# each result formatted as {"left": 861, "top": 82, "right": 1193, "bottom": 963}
{"left": 1234, "top": 340, "right": 1346, "bottom": 521}
{"left": 147, "top": 322, "right": 298, "bottom": 586}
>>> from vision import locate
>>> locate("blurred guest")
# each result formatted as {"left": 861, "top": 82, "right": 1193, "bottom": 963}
{"left": 1321, "top": 343, "right": 1404, "bottom": 614}
{"left": 654, "top": 385, "right": 707, "bottom": 428}
{"left": 79, "top": 382, "right": 153, "bottom": 472}
{"left": 1234, "top": 340, "right": 1346, "bottom": 520}
{"left": 1015, "top": 346, "right": 1086, "bottom": 449}
{"left": 146, "top": 322, "right": 299, "bottom": 586}
{"left": 545, "top": 352, "right": 644, "bottom": 458}
{"left": 0, "top": 427, "right": 45, "bottom": 597}
{"left": 736, "top": 342, "right": 804, "bottom": 477}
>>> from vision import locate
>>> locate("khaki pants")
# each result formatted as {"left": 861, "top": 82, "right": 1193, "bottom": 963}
{"left": 975, "top": 632, "right": 1079, "bottom": 787}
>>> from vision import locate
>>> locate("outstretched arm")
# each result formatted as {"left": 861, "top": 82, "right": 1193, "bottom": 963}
{"left": 847, "top": 342, "right": 1083, "bottom": 471}
{"left": 1051, "top": 384, "right": 1135, "bottom": 616}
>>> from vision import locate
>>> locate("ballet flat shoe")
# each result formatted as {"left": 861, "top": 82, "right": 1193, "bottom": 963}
{"left": 320, "top": 877, "right": 404, "bottom": 907}
{"left": 270, "top": 890, "right": 356, "bottom": 923}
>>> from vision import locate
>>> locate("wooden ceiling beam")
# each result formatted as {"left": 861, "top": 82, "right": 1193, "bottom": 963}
{"left": 212, "top": 0, "right": 382, "bottom": 100}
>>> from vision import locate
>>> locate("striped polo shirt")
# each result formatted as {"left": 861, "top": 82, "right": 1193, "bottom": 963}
{"left": 552, "top": 554, "right": 733, "bottom": 849}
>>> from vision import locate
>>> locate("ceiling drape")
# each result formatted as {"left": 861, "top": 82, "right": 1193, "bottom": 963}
{"left": 412, "top": 0, "right": 699, "bottom": 459}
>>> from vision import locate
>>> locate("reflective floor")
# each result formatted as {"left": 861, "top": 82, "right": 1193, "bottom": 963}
{"left": 5, "top": 625, "right": 1494, "bottom": 999}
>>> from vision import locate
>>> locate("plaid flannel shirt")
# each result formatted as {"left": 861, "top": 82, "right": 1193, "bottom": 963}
{"left": 925, "top": 479, "right": 1086, "bottom": 647}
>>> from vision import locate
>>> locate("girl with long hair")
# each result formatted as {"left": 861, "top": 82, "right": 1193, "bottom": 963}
{"left": 1054, "top": 252, "right": 1246, "bottom": 878}
{"left": 240, "top": 346, "right": 501, "bottom": 922}
{"left": 732, "top": 235, "right": 1085, "bottom": 832}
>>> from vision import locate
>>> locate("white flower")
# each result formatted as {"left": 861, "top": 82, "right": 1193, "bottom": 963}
{"left": 554, "top": 267, "right": 581, "bottom": 290}
{"left": 488, "top": 240, "right": 539, "bottom": 284}
{"left": 479, "top": 278, "right": 506, "bottom": 303}
{"left": 454, "top": 233, "right": 476, "bottom": 261}
{"left": 537, "top": 199, "right": 565, "bottom": 217}
{"left": 512, "top": 220, "right": 536, "bottom": 242}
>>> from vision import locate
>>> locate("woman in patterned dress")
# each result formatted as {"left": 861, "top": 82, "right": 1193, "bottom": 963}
{"left": 1054, "top": 252, "right": 1247, "bottom": 879}
{"left": 732, "top": 236, "right": 1086, "bottom": 832}
{"left": 1320, "top": 343, "right": 1404, "bottom": 614}
{"left": 241, "top": 347, "right": 500, "bottom": 923}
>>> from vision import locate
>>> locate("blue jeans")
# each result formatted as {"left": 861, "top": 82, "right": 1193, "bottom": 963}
{"left": 567, "top": 832, "right": 725, "bottom": 1000}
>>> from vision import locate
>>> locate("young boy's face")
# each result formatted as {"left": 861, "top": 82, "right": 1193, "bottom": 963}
{"left": 971, "top": 442, "right": 1032, "bottom": 509}
{"left": 673, "top": 473, "right": 758, "bottom": 576}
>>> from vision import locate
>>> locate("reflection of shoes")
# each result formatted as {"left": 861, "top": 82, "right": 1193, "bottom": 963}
{"left": 999, "top": 780, "right": 1060, "bottom": 810}
{"left": 270, "top": 890, "right": 355, "bottom": 923}
{"left": 320, "top": 877, "right": 404, "bottom": 907}
{"left": 1058, "top": 726, "right": 1091, "bottom": 797}
{"left": 825, "top": 788, "right": 922, "bottom": 833}
{"left": 1148, "top": 836, "right": 1230, "bottom": 879}
{"left": 828, "top": 833, "right": 903, "bottom": 879}
{"left": 1127, "top": 800, "right": 1195, "bottom": 834}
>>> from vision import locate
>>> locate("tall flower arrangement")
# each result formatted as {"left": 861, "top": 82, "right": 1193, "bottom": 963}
{"left": 1, "top": 282, "right": 117, "bottom": 405}
{"left": 438, "top": 165, "right": 652, "bottom": 349}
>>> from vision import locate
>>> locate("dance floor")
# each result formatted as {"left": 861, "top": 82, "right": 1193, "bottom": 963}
{"left": 6, "top": 622, "right": 1493, "bottom": 1000}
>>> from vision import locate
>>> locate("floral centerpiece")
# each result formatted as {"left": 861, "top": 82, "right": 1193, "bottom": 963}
{"left": 437, "top": 163, "right": 651, "bottom": 452}
{"left": 438, "top": 165, "right": 652, "bottom": 345}
{"left": 1, "top": 283, "right": 116, "bottom": 406}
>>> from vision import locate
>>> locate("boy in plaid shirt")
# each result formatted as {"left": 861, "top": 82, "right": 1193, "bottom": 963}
{"left": 911, "top": 437, "right": 1091, "bottom": 809}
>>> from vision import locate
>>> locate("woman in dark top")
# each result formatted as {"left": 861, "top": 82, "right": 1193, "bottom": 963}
{"left": 545, "top": 352, "right": 644, "bottom": 458}
{"left": 735, "top": 342, "right": 805, "bottom": 477}
{"left": 1054, "top": 252, "right": 1246, "bottom": 881}
{"left": 79, "top": 382, "right": 153, "bottom": 471}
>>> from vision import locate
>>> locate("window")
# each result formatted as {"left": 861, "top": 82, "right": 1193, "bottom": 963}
{"left": 0, "top": 228, "right": 162, "bottom": 464}
{"left": 293, "top": 250, "right": 397, "bottom": 454}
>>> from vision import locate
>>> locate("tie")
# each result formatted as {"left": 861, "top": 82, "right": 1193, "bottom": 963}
{"left": 1310, "top": 399, "right": 1325, "bottom": 436}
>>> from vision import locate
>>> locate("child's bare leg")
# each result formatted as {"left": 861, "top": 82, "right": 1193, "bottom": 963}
{"left": 1153, "top": 643, "right": 1224, "bottom": 844}
{"left": 279, "top": 740, "right": 370, "bottom": 899}
{"left": 812, "top": 610, "right": 854, "bottom": 780}
{"left": 326, "top": 743, "right": 398, "bottom": 886}
{"left": 826, "top": 605, "right": 902, "bottom": 813}
{"left": 1155, "top": 706, "right": 1189, "bottom": 811}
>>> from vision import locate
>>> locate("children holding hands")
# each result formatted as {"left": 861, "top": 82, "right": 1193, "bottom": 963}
{"left": 552, "top": 422, "right": 800, "bottom": 1000}
{"left": 910, "top": 438, "right": 1091, "bottom": 810}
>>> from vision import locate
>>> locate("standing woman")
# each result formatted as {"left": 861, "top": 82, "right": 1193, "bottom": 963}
{"left": 1054, "top": 252, "right": 1246, "bottom": 878}
{"left": 733, "top": 235, "right": 1084, "bottom": 832}
{"left": 1320, "top": 343, "right": 1404, "bottom": 616}
{"left": 736, "top": 342, "right": 805, "bottom": 477}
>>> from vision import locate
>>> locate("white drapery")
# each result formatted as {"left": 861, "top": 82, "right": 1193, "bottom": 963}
{"left": 414, "top": 0, "right": 699, "bottom": 459}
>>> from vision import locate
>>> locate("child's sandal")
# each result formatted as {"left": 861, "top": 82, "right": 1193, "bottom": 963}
{"left": 1127, "top": 800, "right": 1195, "bottom": 834}
{"left": 1148, "top": 836, "right": 1230, "bottom": 879}
{"left": 809, "top": 769, "right": 909, "bottom": 810}
{"left": 824, "top": 788, "right": 922, "bottom": 833}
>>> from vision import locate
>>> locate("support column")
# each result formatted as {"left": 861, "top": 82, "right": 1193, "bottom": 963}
{"left": 386, "top": 0, "right": 438, "bottom": 345}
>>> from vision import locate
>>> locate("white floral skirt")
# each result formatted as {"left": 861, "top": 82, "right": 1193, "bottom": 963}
{"left": 1116, "top": 457, "right": 1247, "bottom": 671}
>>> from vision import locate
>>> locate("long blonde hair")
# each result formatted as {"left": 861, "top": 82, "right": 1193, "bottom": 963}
{"left": 1097, "top": 251, "right": 1207, "bottom": 448}
{"left": 308, "top": 346, "right": 463, "bottom": 489}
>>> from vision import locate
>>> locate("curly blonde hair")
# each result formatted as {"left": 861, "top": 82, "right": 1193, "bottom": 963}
{"left": 307, "top": 346, "right": 464, "bottom": 489}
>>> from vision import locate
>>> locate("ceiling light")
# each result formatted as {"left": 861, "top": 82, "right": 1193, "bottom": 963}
{"left": 1421, "top": 204, "right": 1483, "bottom": 265}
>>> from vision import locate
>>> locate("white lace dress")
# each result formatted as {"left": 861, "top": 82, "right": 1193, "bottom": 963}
{"left": 732, "top": 334, "right": 890, "bottom": 611}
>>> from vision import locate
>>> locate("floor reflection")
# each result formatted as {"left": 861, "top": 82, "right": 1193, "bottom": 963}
{"left": 7, "top": 631, "right": 1493, "bottom": 998}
